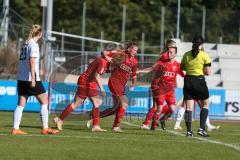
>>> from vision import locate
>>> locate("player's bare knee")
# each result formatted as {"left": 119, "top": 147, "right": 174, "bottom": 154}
{"left": 92, "top": 100, "right": 101, "bottom": 108}
{"left": 38, "top": 98, "right": 48, "bottom": 105}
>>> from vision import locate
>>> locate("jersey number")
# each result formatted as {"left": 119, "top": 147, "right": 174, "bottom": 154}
{"left": 19, "top": 46, "right": 27, "bottom": 60}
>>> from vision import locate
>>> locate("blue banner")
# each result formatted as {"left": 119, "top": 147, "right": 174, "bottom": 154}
{"left": 195, "top": 89, "right": 225, "bottom": 119}
{"left": 0, "top": 80, "right": 49, "bottom": 112}
{"left": 0, "top": 80, "right": 226, "bottom": 120}
{"left": 51, "top": 83, "right": 152, "bottom": 114}
{"left": 0, "top": 80, "right": 18, "bottom": 111}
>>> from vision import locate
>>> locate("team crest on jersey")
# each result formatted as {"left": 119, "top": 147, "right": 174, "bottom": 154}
{"left": 172, "top": 66, "right": 177, "bottom": 71}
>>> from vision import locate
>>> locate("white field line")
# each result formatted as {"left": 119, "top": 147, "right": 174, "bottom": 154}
{"left": 122, "top": 121, "right": 240, "bottom": 152}
{"left": 0, "top": 133, "right": 126, "bottom": 140}
{"left": 0, "top": 133, "right": 206, "bottom": 144}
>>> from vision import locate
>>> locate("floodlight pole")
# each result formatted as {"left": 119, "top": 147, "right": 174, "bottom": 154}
{"left": 1, "top": 0, "right": 9, "bottom": 47}
{"left": 46, "top": 0, "right": 53, "bottom": 39}
{"left": 45, "top": 0, "right": 53, "bottom": 80}
{"left": 121, "top": 4, "right": 126, "bottom": 41}
{"left": 141, "top": 32, "right": 145, "bottom": 62}
{"left": 82, "top": 2, "right": 86, "bottom": 71}
{"left": 61, "top": 29, "right": 65, "bottom": 56}
{"left": 41, "top": 0, "right": 47, "bottom": 80}
{"left": 82, "top": 2, "right": 86, "bottom": 52}
{"left": 202, "top": 6, "right": 206, "bottom": 39}
{"left": 160, "top": 6, "right": 165, "bottom": 52}
{"left": 100, "top": 30, "right": 104, "bottom": 51}
{"left": 176, "top": 0, "right": 181, "bottom": 39}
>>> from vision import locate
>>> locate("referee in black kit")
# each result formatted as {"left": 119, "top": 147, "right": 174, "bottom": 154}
{"left": 181, "top": 35, "right": 211, "bottom": 137}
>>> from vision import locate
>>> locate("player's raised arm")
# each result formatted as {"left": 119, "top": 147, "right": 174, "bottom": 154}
{"left": 101, "top": 50, "right": 113, "bottom": 62}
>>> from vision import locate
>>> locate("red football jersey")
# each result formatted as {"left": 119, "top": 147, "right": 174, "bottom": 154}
{"left": 110, "top": 53, "right": 138, "bottom": 85}
{"left": 79, "top": 57, "right": 109, "bottom": 83}
{"left": 152, "top": 60, "right": 184, "bottom": 87}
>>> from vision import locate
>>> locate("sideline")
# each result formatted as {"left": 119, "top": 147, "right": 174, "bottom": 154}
{"left": 122, "top": 121, "right": 240, "bottom": 152}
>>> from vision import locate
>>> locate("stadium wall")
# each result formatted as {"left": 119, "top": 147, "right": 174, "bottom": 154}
{"left": 0, "top": 80, "right": 239, "bottom": 120}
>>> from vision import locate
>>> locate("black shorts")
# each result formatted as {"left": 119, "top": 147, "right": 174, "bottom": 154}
{"left": 17, "top": 80, "right": 46, "bottom": 96}
{"left": 183, "top": 75, "right": 209, "bottom": 100}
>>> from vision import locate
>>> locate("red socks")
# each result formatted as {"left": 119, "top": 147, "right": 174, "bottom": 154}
{"left": 113, "top": 107, "right": 126, "bottom": 127}
{"left": 143, "top": 107, "right": 156, "bottom": 125}
{"left": 59, "top": 103, "right": 74, "bottom": 121}
{"left": 161, "top": 104, "right": 169, "bottom": 114}
{"left": 160, "top": 104, "right": 173, "bottom": 121}
{"left": 152, "top": 112, "right": 160, "bottom": 128}
{"left": 93, "top": 108, "right": 100, "bottom": 126}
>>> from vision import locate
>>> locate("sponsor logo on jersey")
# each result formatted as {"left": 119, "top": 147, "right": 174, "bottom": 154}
{"left": 163, "top": 71, "right": 176, "bottom": 77}
{"left": 120, "top": 64, "right": 132, "bottom": 73}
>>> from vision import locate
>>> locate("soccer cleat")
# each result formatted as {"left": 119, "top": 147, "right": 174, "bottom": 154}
{"left": 86, "top": 119, "right": 93, "bottom": 129}
{"left": 160, "top": 121, "right": 166, "bottom": 130}
{"left": 197, "top": 128, "right": 210, "bottom": 137}
{"left": 186, "top": 131, "right": 193, "bottom": 137}
{"left": 112, "top": 127, "right": 123, "bottom": 133}
{"left": 53, "top": 117, "right": 63, "bottom": 130}
{"left": 140, "top": 124, "right": 150, "bottom": 130}
{"left": 11, "top": 129, "right": 28, "bottom": 135}
{"left": 41, "top": 128, "right": 60, "bottom": 135}
{"left": 91, "top": 126, "right": 107, "bottom": 132}
{"left": 207, "top": 125, "right": 220, "bottom": 132}
{"left": 174, "top": 125, "right": 183, "bottom": 130}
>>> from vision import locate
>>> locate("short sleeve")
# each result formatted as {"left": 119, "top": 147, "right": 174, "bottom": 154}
{"left": 29, "top": 43, "right": 39, "bottom": 58}
{"left": 180, "top": 54, "right": 187, "bottom": 70}
{"left": 160, "top": 52, "right": 169, "bottom": 62}
{"left": 204, "top": 53, "right": 211, "bottom": 65}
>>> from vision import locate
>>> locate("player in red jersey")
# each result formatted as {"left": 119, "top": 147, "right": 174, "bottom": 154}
{"left": 140, "top": 40, "right": 184, "bottom": 130}
{"left": 53, "top": 51, "right": 120, "bottom": 132}
{"left": 105, "top": 42, "right": 139, "bottom": 132}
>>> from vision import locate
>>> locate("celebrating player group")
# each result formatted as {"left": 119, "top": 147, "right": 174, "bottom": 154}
{"left": 12, "top": 24, "right": 218, "bottom": 137}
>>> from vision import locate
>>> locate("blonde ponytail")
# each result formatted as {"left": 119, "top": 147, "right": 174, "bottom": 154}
{"left": 111, "top": 50, "right": 126, "bottom": 65}
{"left": 27, "top": 24, "right": 42, "bottom": 42}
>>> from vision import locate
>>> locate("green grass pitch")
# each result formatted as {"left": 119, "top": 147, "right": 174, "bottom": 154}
{"left": 0, "top": 111, "right": 240, "bottom": 160}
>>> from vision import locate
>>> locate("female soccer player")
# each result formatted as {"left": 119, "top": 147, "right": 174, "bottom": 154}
{"left": 53, "top": 52, "right": 118, "bottom": 132}
{"left": 140, "top": 40, "right": 184, "bottom": 130}
{"left": 12, "top": 24, "right": 59, "bottom": 135}
{"left": 53, "top": 47, "right": 126, "bottom": 132}
{"left": 105, "top": 42, "right": 139, "bottom": 132}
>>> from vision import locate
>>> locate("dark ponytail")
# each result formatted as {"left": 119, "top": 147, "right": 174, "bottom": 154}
{"left": 191, "top": 35, "right": 204, "bottom": 57}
